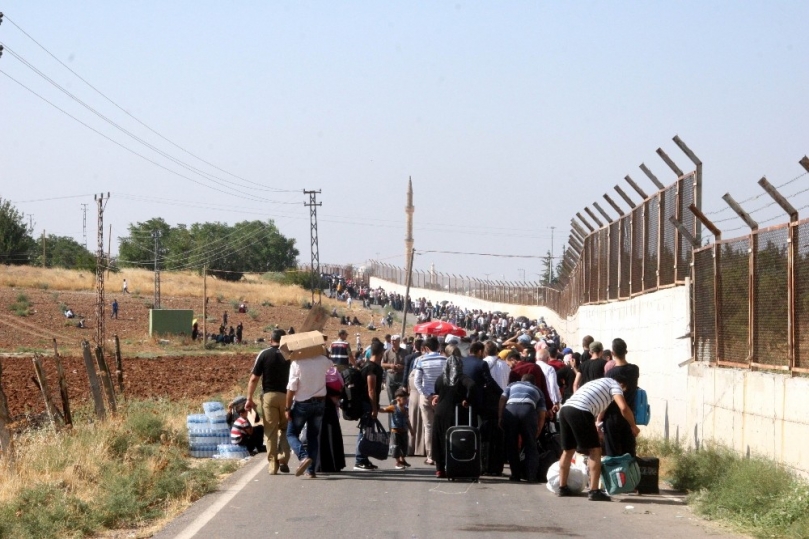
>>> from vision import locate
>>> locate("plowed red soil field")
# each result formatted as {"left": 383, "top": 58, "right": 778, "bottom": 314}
{"left": 0, "top": 287, "right": 388, "bottom": 420}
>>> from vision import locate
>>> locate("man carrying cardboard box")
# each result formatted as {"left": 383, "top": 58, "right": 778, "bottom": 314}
{"left": 283, "top": 332, "right": 333, "bottom": 479}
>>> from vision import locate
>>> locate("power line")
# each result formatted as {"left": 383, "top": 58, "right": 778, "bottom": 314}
{"left": 1, "top": 45, "right": 291, "bottom": 199}
{"left": 0, "top": 69, "right": 276, "bottom": 203}
{"left": 2, "top": 14, "right": 298, "bottom": 194}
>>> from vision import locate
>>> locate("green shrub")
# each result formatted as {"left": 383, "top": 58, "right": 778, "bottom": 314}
{"left": 126, "top": 404, "right": 168, "bottom": 443}
{"left": 35, "top": 281, "right": 49, "bottom": 290}
{"left": 0, "top": 483, "right": 97, "bottom": 538}
{"left": 248, "top": 311, "right": 259, "bottom": 321}
{"left": 670, "top": 443, "right": 737, "bottom": 492}
{"left": 668, "top": 443, "right": 809, "bottom": 538}
{"left": 10, "top": 293, "right": 32, "bottom": 316}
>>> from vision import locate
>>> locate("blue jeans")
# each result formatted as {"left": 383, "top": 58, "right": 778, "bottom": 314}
{"left": 286, "top": 399, "right": 325, "bottom": 474}
{"left": 355, "top": 403, "right": 373, "bottom": 465}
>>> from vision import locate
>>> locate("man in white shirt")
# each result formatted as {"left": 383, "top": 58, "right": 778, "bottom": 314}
{"left": 483, "top": 341, "right": 510, "bottom": 392}
{"left": 413, "top": 337, "right": 446, "bottom": 465}
{"left": 536, "top": 347, "right": 561, "bottom": 412}
{"left": 284, "top": 353, "right": 333, "bottom": 479}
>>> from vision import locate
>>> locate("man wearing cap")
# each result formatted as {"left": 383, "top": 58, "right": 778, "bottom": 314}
{"left": 381, "top": 334, "right": 406, "bottom": 403}
{"left": 246, "top": 329, "right": 291, "bottom": 475}
{"left": 329, "top": 329, "right": 355, "bottom": 372}
{"left": 284, "top": 343, "right": 333, "bottom": 479}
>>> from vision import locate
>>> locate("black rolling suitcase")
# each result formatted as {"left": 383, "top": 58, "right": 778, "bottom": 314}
{"left": 445, "top": 406, "right": 481, "bottom": 481}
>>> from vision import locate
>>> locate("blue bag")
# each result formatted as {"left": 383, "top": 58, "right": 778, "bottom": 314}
{"left": 634, "top": 388, "right": 650, "bottom": 426}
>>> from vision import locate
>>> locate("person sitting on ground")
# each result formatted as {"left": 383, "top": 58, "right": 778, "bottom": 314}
{"left": 352, "top": 316, "right": 361, "bottom": 326}
{"left": 238, "top": 302, "right": 247, "bottom": 314}
{"left": 380, "top": 388, "right": 411, "bottom": 470}
{"left": 64, "top": 308, "right": 75, "bottom": 319}
{"left": 77, "top": 318, "right": 86, "bottom": 328}
{"left": 228, "top": 396, "right": 266, "bottom": 455}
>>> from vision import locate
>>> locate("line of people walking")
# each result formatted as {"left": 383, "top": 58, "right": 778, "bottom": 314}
{"left": 237, "top": 322, "right": 642, "bottom": 502}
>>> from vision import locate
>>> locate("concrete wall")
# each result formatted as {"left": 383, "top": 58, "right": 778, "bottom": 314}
{"left": 371, "top": 276, "right": 809, "bottom": 476}
{"left": 149, "top": 309, "right": 194, "bottom": 337}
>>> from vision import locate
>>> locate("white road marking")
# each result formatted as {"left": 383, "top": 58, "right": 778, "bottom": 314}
{"left": 172, "top": 457, "right": 266, "bottom": 539}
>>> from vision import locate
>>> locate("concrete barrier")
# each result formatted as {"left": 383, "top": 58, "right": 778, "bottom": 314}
{"left": 371, "top": 276, "right": 809, "bottom": 476}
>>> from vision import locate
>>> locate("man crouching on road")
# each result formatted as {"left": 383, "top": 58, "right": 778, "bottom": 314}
{"left": 556, "top": 374, "right": 639, "bottom": 501}
{"left": 285, "top": 348, "right": 333, "bottom": 479}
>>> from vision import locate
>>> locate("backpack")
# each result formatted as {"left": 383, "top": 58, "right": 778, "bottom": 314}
{"left": 601, "top": 453, "right": 641, "bottom": 495}
{"left": 634, "top": 388, "right": 650, "bottom": 426}
{"left": 339, "top": 367, "right": 364, "bottom": 421}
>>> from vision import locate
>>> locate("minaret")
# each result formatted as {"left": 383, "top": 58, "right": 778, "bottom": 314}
{"left": 405, "top": 177, "right": 414, "bottom": 265}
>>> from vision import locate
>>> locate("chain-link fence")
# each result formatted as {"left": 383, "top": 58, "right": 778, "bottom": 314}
{"left": 692, "top": 218, "right": 809, "bottom": 373}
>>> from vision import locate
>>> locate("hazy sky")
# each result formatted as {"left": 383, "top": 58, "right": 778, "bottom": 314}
{"left": 2, "top": 2, "right": 808, "bottom": 281}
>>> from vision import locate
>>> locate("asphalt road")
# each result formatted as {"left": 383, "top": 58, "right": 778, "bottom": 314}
{"left": 153, "top": 414, "right": 743, "bottom": 539}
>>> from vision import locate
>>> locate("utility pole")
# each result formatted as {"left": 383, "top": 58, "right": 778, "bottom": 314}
{"left": 94, "top": 193, "right": 110, "bottom": 348}
{"left": 152, "top": 230, "right": 161, "bottom": 309}
{"left": 202, "top": 264, "right": 207, "bottom": 347}
{"left": 303, "top": 189, "right": 322, "bottom": 306}
{"left": 81, "top": 204, "right": 88, "bottom": 248}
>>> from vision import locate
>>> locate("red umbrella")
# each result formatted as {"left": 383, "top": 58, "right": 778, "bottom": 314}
{"left": 412, "top": 320, "right": 467, "bottom": 337}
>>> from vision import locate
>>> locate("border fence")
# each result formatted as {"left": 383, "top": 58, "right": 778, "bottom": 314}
{"left": 368, "top": 141, "right": 809, "bottom": 376}
{"left": 692, "top": 164, "right": 809, "bottom": 374}
{"left": 369, "top": 138, "right": 701, "bottom": 320}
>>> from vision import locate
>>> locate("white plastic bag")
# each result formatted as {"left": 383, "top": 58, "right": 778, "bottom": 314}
{"left": 546, "top": 461, "right": 587, "bottom": 494}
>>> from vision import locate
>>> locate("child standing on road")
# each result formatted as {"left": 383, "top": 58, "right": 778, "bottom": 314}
{"left": 380, "top": 388, "right": 411, "bottom": 469}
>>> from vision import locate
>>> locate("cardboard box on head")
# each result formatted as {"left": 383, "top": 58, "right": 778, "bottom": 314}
{"left": 279, "top": 331, "right": 327, "bottom": 361}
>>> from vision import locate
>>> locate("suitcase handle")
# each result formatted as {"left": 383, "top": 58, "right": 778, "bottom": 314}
{"left": 454, "top": 404, "right": 473, "bottom": 426}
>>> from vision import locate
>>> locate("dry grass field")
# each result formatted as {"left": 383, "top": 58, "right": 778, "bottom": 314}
{"left": 0, "top": 265, "right": 400, "bottom": 418}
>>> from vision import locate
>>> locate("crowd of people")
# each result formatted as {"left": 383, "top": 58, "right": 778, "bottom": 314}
{"left": 232, "top": 313, "right": 641, "bottom": 501}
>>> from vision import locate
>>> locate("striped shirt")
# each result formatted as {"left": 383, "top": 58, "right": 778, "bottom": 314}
{"left": 414, "top": 352, "right": 446, "bottom": 396}
{"left": 329, "top": 339, "right": 351, "bottom": 366}
{"left": 231, "top": 416, "right": 250, "bottom": 445}
{"left": 503, "top": 381, "right": 546, "bottom": 410}
{"left": 564, "top": 378, "right": 623, "bottom": 416}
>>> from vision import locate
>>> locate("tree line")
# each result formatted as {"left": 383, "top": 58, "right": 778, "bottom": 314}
{"left": 0, "top": 198, "right": 299, "bottom": 280}
{"left": 117, "top": 217, "right": 299, "bottom": 281}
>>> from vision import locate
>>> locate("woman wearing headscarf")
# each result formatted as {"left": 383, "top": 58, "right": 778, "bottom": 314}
{"left": 600, "top": 338, "right": 640, "bottom": 457}
{"left": 317, "top": 365, "right": 346, "bottom": 472}
{"left": 430, "top": 344, "right": 476, "bottom": 478}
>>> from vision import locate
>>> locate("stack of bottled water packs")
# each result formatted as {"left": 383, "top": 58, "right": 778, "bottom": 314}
{"left": 187, "top": 401, "right": 249, "bottom": 459}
